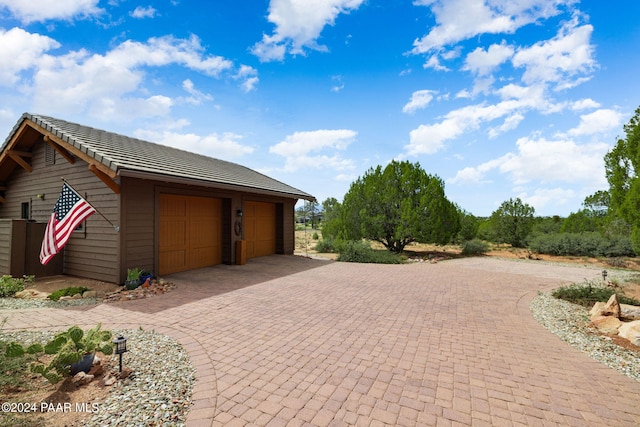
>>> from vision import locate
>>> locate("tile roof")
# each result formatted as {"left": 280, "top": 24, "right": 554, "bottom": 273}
{"left": 5, "top": 113, "right": 314, "bottom": 200}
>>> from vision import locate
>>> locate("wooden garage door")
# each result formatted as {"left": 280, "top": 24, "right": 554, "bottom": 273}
{"left": 245, "top": 201, "right": 276, "bottom": 259}
{"left": 159, "top": 194, "right": 222, "bottom": 275}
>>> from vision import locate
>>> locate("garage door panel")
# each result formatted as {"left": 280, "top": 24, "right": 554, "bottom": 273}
{"left": 160, "top": 194, "right": 187, "bottom": 216}
{"left": 189, "top": 247, "right": 217, "bottom": 269}
{"left": 245, "top": 201, "right": 276, "bottom": 259}
{"left": 160, "top": 250, "right": 187, "bottom": 273}
{"left": 190, "top": 219, "right": 219, "bottom": 247}
{"left": 161, "top": 220, "right": 188, "bottom": 249}
{"left": 159, "top": 194, "right": 222, "bottom": 275}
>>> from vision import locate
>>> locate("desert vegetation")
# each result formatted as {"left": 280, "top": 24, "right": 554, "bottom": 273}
{"left": 297, "top": 106, "right": 640, "bottom": 264}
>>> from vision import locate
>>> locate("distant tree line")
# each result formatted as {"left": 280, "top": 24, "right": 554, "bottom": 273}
{"left": 310, "top": 105, "right": 640, "bottom": 260}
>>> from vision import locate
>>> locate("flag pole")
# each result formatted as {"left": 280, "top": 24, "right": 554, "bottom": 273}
{"left": 61, "top": 177, "right": 120, "bottom": 232}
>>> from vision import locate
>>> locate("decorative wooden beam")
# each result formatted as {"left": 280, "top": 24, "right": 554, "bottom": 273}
{"left": 88, "top": 164, "right": 120, "bottom": 194}
{"left": 7, "top": 150, "right": 32, "bottom": 173}
{"left": 9, "top": 150, "right": 32, "bottom": 158}
{"left": 43, "top": 135, "right": 75, "bottom": 164}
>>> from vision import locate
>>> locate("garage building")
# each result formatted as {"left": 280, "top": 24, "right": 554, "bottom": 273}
{"left": 0, "top": 113, "right": 314, "bottom": 282}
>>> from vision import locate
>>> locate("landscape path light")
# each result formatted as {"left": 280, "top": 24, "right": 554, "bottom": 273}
{"left": 602, "top": 269, "right": 608, "bottom": 283}
{"left": 113, "top": 335, "right": 128, "bottom": 373}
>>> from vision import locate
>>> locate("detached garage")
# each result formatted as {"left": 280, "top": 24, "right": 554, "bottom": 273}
{"left": 0, "top": 113, "right": 314, "bottom": 283}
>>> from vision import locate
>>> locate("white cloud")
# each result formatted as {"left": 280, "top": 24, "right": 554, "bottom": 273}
{"left": 27, "top": 34, "right": 234, "bottom": 121}
{"left": 0, "top": 108, "right": 16, "bottom": 134}
{"left": 0, "top": 0, "right": 102, "bottom": 23}
{"left": 450, "top": 136, "right": 609, "bottom": 187}
{"left": 448, "top": 157, "right": 504, "bottom": 184}
{"left": 235, "top": 65, "right": 259, "bottom": 92}
{"left": 0, "top": 28, "right": 60, "bottom": 86}
{"left": 517, "top": 187, "right": 575, "bottom": 212}
{"left": 502, "top": 137, "right": 609, "bottom": 186}
{"left": 134, "top": 129, "right": 254, "bottom": 161}
{"left": 130, "top": 6, "right": 157, "bottom": 19}
{"left": 270, "top": 129, "right": 356, "bottom": 172}
{"left": 488, "top": 113, "right": 524, "bottom": 138}
{"left": 412, "top": 0, "right": 567, "bottom": 54}
{"left": 330, "top": 75, "right": 344, "bottom": 93}
{"left": 565, "top": 109, "right": 623, "bottom": 137}
{"left": 456, "top": 75, "right": 495, "bottom": 98}
{"left": 512, "top": 17, "right": 595, "bottom": 87}
{"left": 181, "top": 79, "right": 213, "bottom": 105}
{"left": 241, "top": 77, "right": 259, "bottom": 93}
{"left": 423, "top": 54, "right": 449, "bottom": 71}
{"left": 107, "top": 35, "right": 233, "bottom": 77}
{"left": 251, "top": 0, "right": 364, "bottom": 62}
{"left": 403, "top": 90, "right": 436, "bottom": 114}
{"left": 406, "top": 88, "right": 544, "bottom": 156}
{"left": 463, "top": 42, "right": 514, "bottom": 76}
{"left": 571, "top": 98, "right": 600, "bottom": 110}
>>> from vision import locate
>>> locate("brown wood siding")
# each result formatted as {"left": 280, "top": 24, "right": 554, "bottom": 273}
{"left": 0, "top": 139, "right": 120, "bottom": 282}
{"left": 159, "top": 194, "right": 222, "bottom": 275}
{"left": 0, "top": 220, "right": 11, "bottom": 274}
{"left": 121, "top": 177, "right": 155, "bottom": 281}
{"left": 282, "top": 199, "right": 296, "bottom": 255}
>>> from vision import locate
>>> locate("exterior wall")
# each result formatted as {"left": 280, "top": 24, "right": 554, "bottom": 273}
{"left": 120, "top": 177, "right": 299, "bottom": 280}
{"left": 120, "top": 178, "right": 155, "bottom": 282}
{"left": 121, "top": 178, "right": 241, "bottom": 280}
{"left": 0, "top": 140, "right": 120, "bottom": 282}
{"left": 282, "top": 199, "right": 296, "bottom": 255}
{"left": 0, "top": 219, "right": 11, "bottom": 274}
{"left": 0, "top": 136, "right": 302, "bottom": 282}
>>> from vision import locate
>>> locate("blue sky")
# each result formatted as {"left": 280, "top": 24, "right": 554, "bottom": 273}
{"left": 1, "top": 1, "right": 639, "bottom": 217}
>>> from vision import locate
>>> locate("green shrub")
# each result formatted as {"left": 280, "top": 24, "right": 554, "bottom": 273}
{"left": 315, "top": 237, "right": 339, "bottom": 253}
{"left": 0, "top": 275, "right": 33, "bottom": 298}
{"left": 461, "top": 239, "right": 489, "bottom": 255}
{"left": 47, "top": 286, "right": 89, "bottom": 301}
{"left": 528, "top": 232, "right": 635, "bottom": 257}
{"left": 551, "top": 280, "right": 640, "bottom": 308}
{"left": 337, "top": 240, "right": 404, "bottom": 264}
{"left": 312, "top": 231, "right": 319, "bottom": 240}
{"left": 606, "top": 257, "right": 627, "bottom": 268}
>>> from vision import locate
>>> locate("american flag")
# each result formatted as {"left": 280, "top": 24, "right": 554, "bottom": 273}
{"left": 40, "top": 183, "right": 96, "bottom": 265}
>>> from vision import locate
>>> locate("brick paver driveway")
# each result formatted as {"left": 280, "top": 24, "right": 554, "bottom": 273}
{"left": 3, "top": 256, "right": 640, "bottom": 426}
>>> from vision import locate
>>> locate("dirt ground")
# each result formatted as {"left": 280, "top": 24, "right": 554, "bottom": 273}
{"left": 0, "top": 353, "right": 116, "bottom": 427}
{"left": 25, "top": 276, "right": 121, "bottom": 297}
{"left": 294, "top": 229, "right": 640, "bottom": 300}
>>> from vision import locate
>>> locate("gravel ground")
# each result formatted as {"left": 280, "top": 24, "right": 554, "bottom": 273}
{"left": 87, "top": 329, "right": 194, "bottom": 427}
{"left": 0, "top": 297, "right": 100, "bottom": 310}
{"left": 0, "top": 328, "right": 194, "bottom": 427}
{"left": 530, "top": 292, "right": 640, "bottom": 382}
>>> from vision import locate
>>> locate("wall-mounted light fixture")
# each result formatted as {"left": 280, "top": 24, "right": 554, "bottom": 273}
{"left": 236, "top": 209, "right": 243, "bottom": 218}
{"left": 36, "top": 194, "right": 45, "bottom": 200}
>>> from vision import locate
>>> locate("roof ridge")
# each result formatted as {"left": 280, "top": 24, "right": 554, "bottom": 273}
{"left": 29, "top": 113, "right": 264, "bottom": 172}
